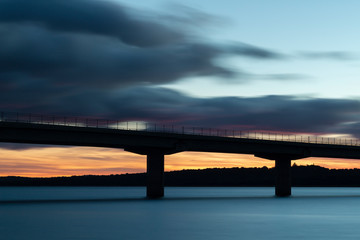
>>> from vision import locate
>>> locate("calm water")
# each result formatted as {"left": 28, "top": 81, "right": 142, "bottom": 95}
{"left": 1, "top": 187, "right": 360, "bottom": 240}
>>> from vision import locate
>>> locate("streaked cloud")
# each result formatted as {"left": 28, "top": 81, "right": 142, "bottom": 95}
{"left": 0, "top": 0, "right": 184, "bottom": 47}
{"left": 298, "top": 51, "right": 357, "bottom": 61}
{"left": 2, "top": 87, "right": 360, "bottom": 141}
{"left": 0, "top": 0, "right": 284, "bottom": 93}
{"left": 227, "top": 42, "right": 286, "bottom": 59}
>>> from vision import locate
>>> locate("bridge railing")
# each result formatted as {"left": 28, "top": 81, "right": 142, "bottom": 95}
{"left": 0, "top": 111, "right": 359, "bottom": 146}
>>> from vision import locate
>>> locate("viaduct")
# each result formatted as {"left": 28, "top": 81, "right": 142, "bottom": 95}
{"left": 1, "top": 113, "right": 360, "bottom": 198}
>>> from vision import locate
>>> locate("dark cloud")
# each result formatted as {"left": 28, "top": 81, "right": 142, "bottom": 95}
{"left": 0, "top": 0, "right": 285, "bottom": 101}
{"left": 299, "top": 51, "right": 357, "bottom": 61}
{"left": 0, "top": 0, "right": 287, "bottom": 116}
{"left": 3, "top": 86, "right": 360, "bottom": 137}
{"left": 336, "top": 122, "right": 360, "bottom": 138}
{"left": 0, "top": 24, "right": 233, "bottom": 89}
{"left": 105, "top": 88, "right": 360, "bottom": 136}
{"left": 0, "top": 0, "right": 184, "bottom": 47}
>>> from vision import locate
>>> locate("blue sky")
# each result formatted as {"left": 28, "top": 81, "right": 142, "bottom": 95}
{"left": 119, "top": 0, "right": 360, "bottom": 99}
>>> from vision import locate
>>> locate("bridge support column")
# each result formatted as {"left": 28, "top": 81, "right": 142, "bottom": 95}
{"left": 147, "top": 151, "right": 164, "bottom": 198}
{"left": 255, "top": 153, "right": 305, "bottom": 197}
{"left": 275, "top": 159, "right": 291, "bottom": 197}
{"left": 125, "top": 147, "right": 179, "bottom": 199}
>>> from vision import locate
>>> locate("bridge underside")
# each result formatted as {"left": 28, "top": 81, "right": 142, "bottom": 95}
{"left": 126, "top": 148, "right": 304, "bottom": 198}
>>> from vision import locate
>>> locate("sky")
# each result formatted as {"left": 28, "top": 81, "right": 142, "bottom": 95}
{"left": 1, "top": 0, "right": 360, "bottom": 177}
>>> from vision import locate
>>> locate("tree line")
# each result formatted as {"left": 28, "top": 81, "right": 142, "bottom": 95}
{"left": 2, "top": 165, "right": 360, "bottom": 186}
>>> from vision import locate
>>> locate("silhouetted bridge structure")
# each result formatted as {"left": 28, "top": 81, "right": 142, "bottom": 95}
{"left": 1, "top": 112, "right": 360, "bottom": 198}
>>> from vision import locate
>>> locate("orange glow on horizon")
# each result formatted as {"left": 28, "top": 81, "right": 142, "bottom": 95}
{"left": 1, "top": 146, "right": 360, "bottom": 177}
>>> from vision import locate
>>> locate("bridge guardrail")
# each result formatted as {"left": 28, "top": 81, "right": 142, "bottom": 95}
{"left": 0, "top": 111, "right": 359, "bottom": 146}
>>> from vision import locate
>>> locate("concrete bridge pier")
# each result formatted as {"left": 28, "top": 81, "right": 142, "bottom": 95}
{"left": 275, "top": 159, "right": 291, "bottom": 197}
{"left": 146, "top": 151, "right": 164, "bottom": 198}
{"left": 255, "top": 153, "right": 305, "bottom": 197}
{"left": 125, "top": 147, "right": 179, "bottom": 198}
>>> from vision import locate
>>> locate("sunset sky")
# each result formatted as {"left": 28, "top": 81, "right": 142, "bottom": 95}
{"left": 1, "top": 0, "right": 360, "bottom": 177}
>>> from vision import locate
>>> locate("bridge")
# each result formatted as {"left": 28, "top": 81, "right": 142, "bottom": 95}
{"left": 1, "top": 112, "right": 360, "bottom": 198}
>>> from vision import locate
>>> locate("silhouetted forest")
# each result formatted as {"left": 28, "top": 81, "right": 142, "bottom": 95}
{"left": 2, "top": 165, "right": 360, "bottom": 186}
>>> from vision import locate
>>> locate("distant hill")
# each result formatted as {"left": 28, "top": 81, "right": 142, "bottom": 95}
{"left": 2, "top": 165, "right": 360, "bottom": 186}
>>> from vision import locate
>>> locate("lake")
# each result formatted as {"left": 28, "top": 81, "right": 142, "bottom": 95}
{"left": 1, "top": 187, "right": 360, "bottom": 240}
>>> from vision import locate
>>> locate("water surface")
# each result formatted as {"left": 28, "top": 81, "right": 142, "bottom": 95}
{"left": 1, "top": 187, "right": 360, "bottom": 240}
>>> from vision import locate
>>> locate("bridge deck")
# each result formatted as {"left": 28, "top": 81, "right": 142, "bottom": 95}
{"left": 1, "top": 111, "right": 359, "bottom": 147}
{"left": 1, "top": 121, "right": 360, "bottom": 160}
